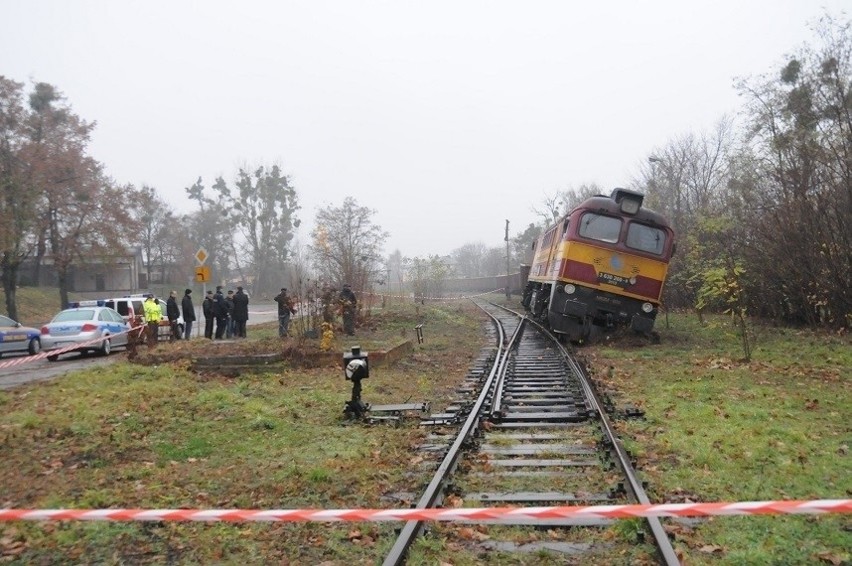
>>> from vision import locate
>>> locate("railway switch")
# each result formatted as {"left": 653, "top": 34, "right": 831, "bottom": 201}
{"left": 341, "top": 345, "right": 429, "bottom": 423}
{"left": 343, "top": 346, "right": 369, "bottom": 419}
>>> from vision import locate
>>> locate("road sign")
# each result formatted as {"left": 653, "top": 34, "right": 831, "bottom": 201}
{"left": 195, "top": 247, "right": 208, "bottom": 265}
{"left": 195, "top": 266, "right": 211, "bottom": 283}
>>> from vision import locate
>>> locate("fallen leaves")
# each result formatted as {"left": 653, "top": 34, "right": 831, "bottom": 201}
{"left": 814, "top": 550, "right": 847, "bottom": 565}
{"left": 444, "top": 494, "right": 464, "bottom": 508}
{"left": 698, "top": 544, "right": 725, "bottom": 555}
{"left": 0, "top": 528, "right": 27, "bottom": 558}
{"left": 457, "top": 527, "right": 490, "bottom": 542}
{"left": 346, "top": 528, "right": 376, "bottom": 547}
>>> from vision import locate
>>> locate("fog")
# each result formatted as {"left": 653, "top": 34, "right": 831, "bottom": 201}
{"left": 2, "top": 0, "right": 846, "bottom": 257}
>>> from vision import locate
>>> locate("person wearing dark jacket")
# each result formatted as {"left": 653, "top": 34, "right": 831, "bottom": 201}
{"left": 225, "top": 290, "right": 235, "bottom": 338}
{"left": 232, "top": 286, "right": 249, "bottom": 338}
{"left": 339, "top": 284, "right": 357, "bottom": 336}
{"left": 166, "top": 290, "right": 181, "bottom": 341}
{"left": 202, "top": 290, "right": 215, "bottom": 339}
{"left": 213, "top": 286, "right": 228, "bottom": 339}
{"left": 181, "top": 289, "right": 196, "bottom": 340}
{"left": 273, "top": 288, "right": 296, "bottom": 337}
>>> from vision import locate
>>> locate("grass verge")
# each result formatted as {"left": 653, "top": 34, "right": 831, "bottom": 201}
{"left": 584, "top": 312, "right": 850, "bottom": 565}
{"left": 0, "top": 300, "right": 484, "bottom": 564}
{"left": 1, "top": 295, "right": 849, "bottom": 564}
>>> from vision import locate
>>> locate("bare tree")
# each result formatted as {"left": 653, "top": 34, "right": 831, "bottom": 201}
{"left": 562, "top": 183, "right": 604, "bottom": 211}
{"left": 531, "top": 191, "right": 566, "bottom": 225}
{"left": 451, "top": 242, "right": 488, "bottom": 278}
{"left": 511, "top": 222, "right": 541, "bottom": 267}
{"left": 134, "top": 185, "right": 175, "bottom": 286}
{"left": 185, "top": 177, "right": 236, "bottom": 286}
{"left": 732, "top": 14, "right": 852, "bottom": 327}
{"left": 310, "top": 197, "right": 388, "bottom": 292}
{"left": 643, "top": 117, "right": 734, "bottom": 234}
{"left": 386, "top": 249, "right": 404, "bottom": 295}
{"left": 405, "top": 255, "right": 451, "bottom": 301}
{"left": 638, "top": 118, "right": 736, "bottom": 310}
{"left": 25, "top": 83, "right": 136, "bottom": 308}
{"left": 482, "top": 246, "right": 505, "bottom": 277}
{"left": 228, "top": 165, "right": 300, "bottom": 294}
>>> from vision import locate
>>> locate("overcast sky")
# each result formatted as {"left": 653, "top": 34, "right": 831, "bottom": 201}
{"left": 2, "top": 1, "right": 847, "bottom": 258}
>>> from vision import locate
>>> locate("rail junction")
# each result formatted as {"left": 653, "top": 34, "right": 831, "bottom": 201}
{"left": 383, "top": 300, "right": 680, "bottom": 565}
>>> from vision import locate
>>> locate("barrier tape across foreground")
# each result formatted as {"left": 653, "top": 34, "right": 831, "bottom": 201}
{"left": 0, "top": 324, "right": 146, "bottom": 371}
{"left": 0, "top": 500, "right": 848, "bottom": 523}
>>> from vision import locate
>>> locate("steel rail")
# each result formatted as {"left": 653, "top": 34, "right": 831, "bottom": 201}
{"left": 488, "top": 303, "right": 679, "bottom": 565}
{"left": 487, "top": 316, "right": 521, "bottom": 419}
{"left": 525, "top": 316, "right": 680, "bottom": 566}
{"left": 382, "top": 307, "right": 521, "bottom": 565}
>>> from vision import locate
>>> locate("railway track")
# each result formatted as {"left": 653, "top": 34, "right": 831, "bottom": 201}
{"left": 383, "top": 301, "right": 679, "bottom": 565}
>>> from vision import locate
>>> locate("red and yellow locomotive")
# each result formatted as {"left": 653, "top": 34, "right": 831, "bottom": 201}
{"left": 522, "top": 188, "right": 675, "bottom": 342}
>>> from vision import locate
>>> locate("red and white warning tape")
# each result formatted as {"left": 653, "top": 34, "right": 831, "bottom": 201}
{"left": 0, "top": 324, "right": 146, "bottom": 370}
{"left": 0, "top": 500, "right": 848, "bottom": 523}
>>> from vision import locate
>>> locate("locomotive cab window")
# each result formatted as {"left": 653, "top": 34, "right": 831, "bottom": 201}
{"left": 626, "top": 222, "right": 666, "bottom": 255}
{"left": 578, "top": 213, "right": 621, "bottom": 243}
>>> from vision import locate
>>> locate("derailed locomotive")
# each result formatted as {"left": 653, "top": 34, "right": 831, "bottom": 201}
{"left": 522, "top": 188, "right": 675, "bottom": 342}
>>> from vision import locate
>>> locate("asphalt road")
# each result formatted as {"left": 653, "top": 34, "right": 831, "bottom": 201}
{"left": 0, "top": 301, "right": 280, "bottom": 390}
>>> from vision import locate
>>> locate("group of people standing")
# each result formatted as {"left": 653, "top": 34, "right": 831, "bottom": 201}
{"left": 142, "top": 282, "right": 358, "bottom": 344}
{"left": 275, "top": 284, "right": 358, "bottom": 338}
{"left": 201, "top": 286, "right": 250, "bottom": 339}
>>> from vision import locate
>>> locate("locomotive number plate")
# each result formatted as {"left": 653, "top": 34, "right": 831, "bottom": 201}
{"left": 598, "top": 272, "right": 630, "bottom": 288}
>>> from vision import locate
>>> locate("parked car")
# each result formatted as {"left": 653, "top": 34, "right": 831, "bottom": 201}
{"left": 40, "top": 306, "right": 130, "bottom": 361}
{"left": 0, "top": 315, "right": 41, "bottom": 358}
{"left": 71, "top": 295, "right": 183, "bottom": 340}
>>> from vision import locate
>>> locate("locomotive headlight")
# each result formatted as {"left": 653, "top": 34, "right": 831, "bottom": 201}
{"left": 563, "top": 284, "right": 576, "bottom": 295}
{"left": 629, "top": 276, "right": 637, "bottom": 285}
{"left": 641, "top": 302, "right": 654, "bottom": 313}
{"left": 621, "top": 197, "right": 641, "bottom": 215}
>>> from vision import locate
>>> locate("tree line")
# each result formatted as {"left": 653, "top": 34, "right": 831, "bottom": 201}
{"left": 0, "top": 73, "right": 526, "bottom": 319}
{"left": 638, "top": 15, "right": 850, "bottom": 330}
{"left": 0, "top": 74, "right": 376, "bottom": 318}
{"left": 0, "top": 80, "right": 133, "bottom": 320}
{"left": 2, "top": 15, "right": 848, "bottom": 330}
{"left": 455, "top": 15, "right": 849, "bottom": 331}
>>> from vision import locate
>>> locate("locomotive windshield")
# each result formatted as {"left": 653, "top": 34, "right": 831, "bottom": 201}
{"left": 578, "top": 213, "right": 621, "bottom": 243}
{"left": 626, "top": 222, "right": 666, "bottom": 255}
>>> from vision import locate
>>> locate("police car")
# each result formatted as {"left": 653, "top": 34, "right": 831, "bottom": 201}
{"left": 0, "top": 315, "right": 41, "bottom": 358}
{"left": 70, "top": 295, "right": 184, "bottom": 340}
{"left": 40, "top": 306, "right": 130, "bottom": 361}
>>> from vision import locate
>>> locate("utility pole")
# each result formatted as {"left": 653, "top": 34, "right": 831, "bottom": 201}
{"left": 505, "top": 219, "right": 510, "bottom": 300}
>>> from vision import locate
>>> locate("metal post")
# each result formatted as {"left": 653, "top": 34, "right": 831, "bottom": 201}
{"left": 200, "top": 282, "right": 206, "bottom": 337}
{"left": 504, "top": 219, "right": 510, "bottom": 300}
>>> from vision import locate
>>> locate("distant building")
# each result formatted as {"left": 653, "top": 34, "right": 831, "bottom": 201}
{"left": 20, "top": 247, "right": 145, "bottom": 294}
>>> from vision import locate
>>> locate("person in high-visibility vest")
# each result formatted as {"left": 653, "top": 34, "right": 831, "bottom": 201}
{"left": 143, "top": 295, "right": 162, "bottom": 348}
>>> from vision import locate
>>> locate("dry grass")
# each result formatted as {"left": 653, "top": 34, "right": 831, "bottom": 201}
{"left": 0, "top": 300, "right": 485, "bottom": 564}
